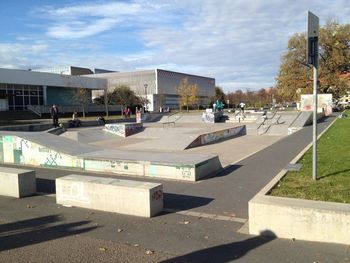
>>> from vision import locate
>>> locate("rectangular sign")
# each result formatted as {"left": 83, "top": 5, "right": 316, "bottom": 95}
{"left": 307, "top": 11, "right": 319, "bottom": 67}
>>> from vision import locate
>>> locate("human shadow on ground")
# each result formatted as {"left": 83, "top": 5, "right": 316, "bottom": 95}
{"left": 0, "top": 215, "right": 97, "bottom": 251}
{"left": 160, "top": 230, "right": 276, "bottom": 263}
{"left": 164, "top": 193, "right": 214, "bottom": 211}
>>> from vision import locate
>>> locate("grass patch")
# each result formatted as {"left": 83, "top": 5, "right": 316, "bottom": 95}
{"left": 270, "top": 113, "right": 350, "bottom": 204}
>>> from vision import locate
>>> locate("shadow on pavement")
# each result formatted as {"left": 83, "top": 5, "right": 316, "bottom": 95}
{"left": 160, "top": 230, "right": 276, "bottom": 263}
{"left": 0, "top": 215, "right": 98, "bottom": 251}
{"left": 164, "top": 193, "right": 214, "bottom": 211}
{"left": 213, "top": 164, "right": 243, "bottom": 178}
{"left": 36, "top": 178, "right": 56, "bottom": 194}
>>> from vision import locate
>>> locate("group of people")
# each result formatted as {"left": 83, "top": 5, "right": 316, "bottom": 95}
{"left": 51, "top": 104, "right": 108, "bottom": 128}
{"left": 51, "top": 104, "right": 82, "bottom": 128}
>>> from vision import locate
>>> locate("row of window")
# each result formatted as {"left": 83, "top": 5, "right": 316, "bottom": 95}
{"left": 0, "top": 83, "right": 44, "bottom": 110}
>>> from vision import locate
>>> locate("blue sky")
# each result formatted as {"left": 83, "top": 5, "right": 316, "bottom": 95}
{"left": 1, "top": 0, "right": 350, "bottom": 92}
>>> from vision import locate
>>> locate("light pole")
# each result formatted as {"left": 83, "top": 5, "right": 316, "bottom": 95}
{"left": 144, "top": 84, "right": 148, "bottom": 112}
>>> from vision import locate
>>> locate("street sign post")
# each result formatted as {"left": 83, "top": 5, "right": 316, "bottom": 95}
{"left": 307, "top": 11, "right": 319, "bottom": 181}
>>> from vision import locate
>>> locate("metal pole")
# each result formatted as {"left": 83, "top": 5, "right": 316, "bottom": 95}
{"left": 104, "top": 89, "right": 109, "bottom": 117}
{"left": 312, "top": 65, "right": 318, "bottom": 180}
{"left": 144, "top": 84, "right": 148, "bottom": 112}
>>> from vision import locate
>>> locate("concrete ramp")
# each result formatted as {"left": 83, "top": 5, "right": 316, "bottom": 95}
{"left": 290, "top": 111, "right": 312, "bottom": 128}
{"left": 109, "top": 123, "right": 247, "bottom": 151}
{"left": 0, "top": 131, "right": 222, "bottom": 181}
{"left": 160, "top": 113, "right": 204, "bottom": 124}
{"left": 60, "top": 127, "right": 122, "bottom": 144}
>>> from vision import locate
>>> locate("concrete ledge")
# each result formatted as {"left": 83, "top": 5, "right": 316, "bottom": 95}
{"left": 249, "top": 194, "right": 350, "bottom": 244}
{"left": 56, "top": 174, "right": 163, "bottom": 217}
{"left": 249, "top": 116, "right": 350, "bottom": 245}
{"left": 104, "top": 123, "right": 143, "bottom": 137}
{"left": 0, "top": 167, "right": 36, "bottom": 198}
{"left": 0, "top": 132, "right": 222, "bottom": 181}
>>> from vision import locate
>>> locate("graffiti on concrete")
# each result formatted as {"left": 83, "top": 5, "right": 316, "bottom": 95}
{"left": 58, "top": 182, "right": 90, "bottom": 204}
{"left": 104, "top": 123, "right": 143, "bottom": 137}
{"left": 202, "top": 111, "right": 223, "bottom": 123}
{"left": 44, "top": 152, "right": 62, "bottom": 166}
{"left": 187, "top": 125, "right": 246, "bottom": 148}
{"left": 151, "top": 189, "right": 163, "bottom": 201}
{"left": 175, "top": 166, "right": 193, "bottom": 179}
{"left": 0, "top": 135, "right": 83, "bottom": 168}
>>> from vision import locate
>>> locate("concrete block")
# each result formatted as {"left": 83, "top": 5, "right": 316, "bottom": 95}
{"left": 249, "top": 162, "right": 350, "bottom": 245}
{"left": 104, "top": 123, "right": 143, "bottom": 137}
{"left": 249, "top": 195, "right": 350, "bottom": 245}
{"left": 56, "top": 174, "right": 163, "bottom": 217}
{"left": 0, "top": 167, "right": 36, "bottom": 198}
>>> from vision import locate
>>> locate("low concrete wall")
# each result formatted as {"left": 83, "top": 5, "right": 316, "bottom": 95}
{"left": 56, "top": 174, "right": 163, "bottom": 217}
{"left": 0, "top": 167, "right": 36, "bottom": 198}
{"left": 0, "top": 133, "right": 222, "bottom": 181}
{"left": 104, "top": 123, "right": 143, "bottom": 137}
{"left": 249, "top": 194, "right": 350, "bottom": 245}
{"left": 0, "top": 118, "right": 136, "bottom": 132}
{"left": 249, "top": 116, "right": 350, "bottom": 245}
{"left": 82, "top": 156, "right": 222, "bottom": 181}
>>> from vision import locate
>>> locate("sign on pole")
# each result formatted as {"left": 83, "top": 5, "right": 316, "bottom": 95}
{"left": 307, "top": 11, "right": 319, "bottom": 181}
{"left": 307, "top": 11, "right": 319, "bottom": 68}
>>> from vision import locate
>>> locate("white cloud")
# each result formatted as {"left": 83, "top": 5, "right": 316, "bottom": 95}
{"left": 47, "top": 18, "right": 119, "bottom": 39}
{"left": 0, "top": 43, "right": 50, "bottom": 69}
{"left": 2, "top": 0, "right": 350, "bottom": 93}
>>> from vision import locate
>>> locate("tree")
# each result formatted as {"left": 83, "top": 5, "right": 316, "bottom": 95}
{"left": 72, "top": 88, "right": 90, "bottom": 117}
{"left": 176, "top": 78, "right": 199, "bottom": 111}
{"left": 214, "top": 86, "right": 225, "bottom": 101}
{"left": 276, "top": 21, "right": 350, "bottom": 101}
{"left": 93, "top": 85, "right": 141, "bottom": 113}
{"left": 71, "top": 76, "right": 92, "bottom": 118}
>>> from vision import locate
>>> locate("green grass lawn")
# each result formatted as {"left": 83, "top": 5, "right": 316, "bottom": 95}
{"left": 270, "top": 113, "right": 350, "bottom": 203}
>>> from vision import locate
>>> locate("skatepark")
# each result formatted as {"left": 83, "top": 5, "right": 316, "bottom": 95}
{"left": 1, "top": 111, "right": 349, "bottom": 262}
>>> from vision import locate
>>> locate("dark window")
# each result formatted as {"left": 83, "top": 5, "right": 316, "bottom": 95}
{"left": 24, "top": 96, "right": 29, "bottom": 105}
{"left": 15, "top": 95, "right": 23, "bottom": 106}
{"left": 30, "top": 96, "right": 38, "bottom": 105}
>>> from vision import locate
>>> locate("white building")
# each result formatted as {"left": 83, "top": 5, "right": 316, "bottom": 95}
{"left": 91, "top": 69, "right": 216, "bottom": 111}
{"left": 0, "top": 66, "right": 215, "bottom": 113}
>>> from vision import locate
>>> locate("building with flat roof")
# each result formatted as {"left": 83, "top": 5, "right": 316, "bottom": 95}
{"left": 91, "top": 69, "right": 215, "bottom": 111}
{"left": 0, "top": 66, "right": 215, "bottom": 113}
{"left": 0, "top": 68, "right": 106, "bottom": 111}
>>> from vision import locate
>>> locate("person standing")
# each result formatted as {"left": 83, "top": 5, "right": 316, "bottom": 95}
{"left": 239, "top": 101, "right": 245, "bottom": 114}
{"left": 50, "top": 104, "right": 59, "bottom": 128}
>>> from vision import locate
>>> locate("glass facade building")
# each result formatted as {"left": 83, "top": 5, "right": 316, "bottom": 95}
{"left": 0, "top": 83, "right": 43, "bottom": 110}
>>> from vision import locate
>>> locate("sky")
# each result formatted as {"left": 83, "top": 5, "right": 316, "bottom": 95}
{"left": 1, "top": 0, "right": 350, "bottom": 92}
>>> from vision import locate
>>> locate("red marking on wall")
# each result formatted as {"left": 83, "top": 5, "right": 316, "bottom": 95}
{"left": 152, "top": 190, "right": 163, "bottom": 201}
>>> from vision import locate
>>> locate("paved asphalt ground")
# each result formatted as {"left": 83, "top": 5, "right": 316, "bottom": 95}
{"left": 0, "top": 115, "right": 350, "bottom": 262}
